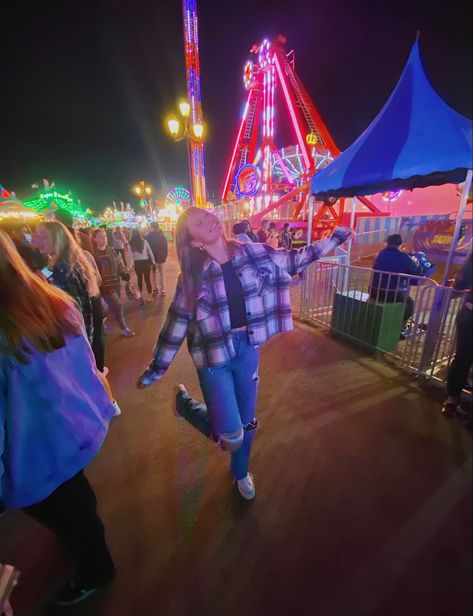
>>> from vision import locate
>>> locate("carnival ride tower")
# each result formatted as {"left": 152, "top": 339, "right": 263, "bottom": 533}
{"left": 182, "top": 0, "right": 206, "bottom": 206}
{"left": 222, "top": 36, "right": 344, "bottom": 224}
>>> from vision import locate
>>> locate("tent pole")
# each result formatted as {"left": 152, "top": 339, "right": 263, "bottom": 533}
{"left": 301, "top": 194, "right": 315, "bottom": 319}
{"left": 307, "top": 195, "right": 315, "bottom": 246}
{"left": 346, "top": 197, "right": 357, "bottom": 264}
{"left": 442, "top": 169, "right": 472, "bottom": 286}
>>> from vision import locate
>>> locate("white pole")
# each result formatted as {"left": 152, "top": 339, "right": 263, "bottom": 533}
{"left": 346, "top": 196, "right": 357, "bottom": 264}
{"left": 442, "top": 168, "right": 472, "bottom": 286}
{"left": 307, "top": 195, "right": 315, "bottom": 246}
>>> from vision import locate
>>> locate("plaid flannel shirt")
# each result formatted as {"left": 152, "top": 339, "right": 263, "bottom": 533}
{"left": 151, "top": 236, "right": 341, "bottom": 374}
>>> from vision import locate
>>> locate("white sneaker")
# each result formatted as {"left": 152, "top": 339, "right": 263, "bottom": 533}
{"left": 111, "top": 400, "right": 122, "bottom": 417}
{"left": 236, "top": 473, "right": 255, "bottom": 500}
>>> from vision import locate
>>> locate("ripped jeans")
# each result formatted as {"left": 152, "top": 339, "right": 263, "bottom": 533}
{"left": 178, "top": 332, "right": 260, "bottom": 481}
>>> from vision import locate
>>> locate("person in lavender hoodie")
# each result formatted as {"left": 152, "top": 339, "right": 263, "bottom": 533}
{"left": 0, "top": 231, "right": 116, "bottom": 608}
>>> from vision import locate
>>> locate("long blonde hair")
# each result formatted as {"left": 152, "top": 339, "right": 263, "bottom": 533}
{"left": 38, "top": 221, "right": 97, "bottom": 296}
{"left": 0, "top": 230, "right": 82, "bottom": 362}
{"left": 174, "top": 207, "right": 209, "bottom": 306}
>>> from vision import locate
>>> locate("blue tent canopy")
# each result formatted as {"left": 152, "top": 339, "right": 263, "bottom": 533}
{"left": 310, "top": 41, "right": 473, "bottom": 199}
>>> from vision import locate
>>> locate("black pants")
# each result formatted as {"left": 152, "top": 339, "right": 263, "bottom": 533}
{"left": 134, "top": 259, "right": 152, "bottom": 295}
{"left": 91, "top": 296, "right": 105, "bottom": 372}
{"left": 370, "top": 289, "right": 414, "bottom": 325}
{"left": 22, "top": 472, "right": 115, "bottom": 587}
{"left": 447, "top": 307, "right": 473, "bottom": 398}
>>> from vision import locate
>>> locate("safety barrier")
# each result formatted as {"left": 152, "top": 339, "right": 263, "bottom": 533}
{"left": 299, "top": 261, "right": 466, "bottom": 384}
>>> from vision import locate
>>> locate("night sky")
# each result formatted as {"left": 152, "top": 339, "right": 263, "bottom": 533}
{"left": 1, "top": 0, "right": 471, "bottom": 212}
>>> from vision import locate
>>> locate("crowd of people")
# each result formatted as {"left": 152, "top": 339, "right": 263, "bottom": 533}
{"left": 0, "top": 206, "right": 352, "bottom": 610}
{"left": 0, "top": 214, "right": 169, "bottom": 374}
{"left": 232, "top": 218, "right": 298, "bottom": 249}
{"left": 0, "top": 206, "right": 471, "bottom": 613}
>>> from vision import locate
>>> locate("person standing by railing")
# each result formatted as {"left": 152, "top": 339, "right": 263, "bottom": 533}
{"left": 442, "top": 252, "right": 472, "bottom": 427}
{"left": 257, "top": 219, "right": 269, "bottom": 243}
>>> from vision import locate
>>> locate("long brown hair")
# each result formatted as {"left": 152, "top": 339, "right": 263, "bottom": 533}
{"left": 38, "top": 221, "right": 96, "bottom": 296}
{"left": 174, "top": 207, "right": 209, "bottom": 306}
{"left": 0, "top": 230, "right": 82, "bottom": 362}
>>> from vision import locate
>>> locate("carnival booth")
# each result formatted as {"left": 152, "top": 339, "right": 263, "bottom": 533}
{"left": 0, "top": 186, "right": 43, "bottom": 224}
{"left": 308, "top": 38, "right": 472, "bottom": 354}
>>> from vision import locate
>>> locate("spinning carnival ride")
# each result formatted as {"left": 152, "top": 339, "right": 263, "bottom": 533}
{"left": 222, "top": 36, "right": 339, "bottom": 224}
{"left": 222, "top": 36, "right": 380, "bottom": 228}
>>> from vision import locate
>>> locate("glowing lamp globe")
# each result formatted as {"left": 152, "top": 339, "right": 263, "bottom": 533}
{"left": 192, "top": 123, "right": 204, "bottom": 139}
{"left": 168, "top": 118, "right": 180, "bottom": 137}
{"left": 179, "top": 100, "right": 191, "bottom": 118}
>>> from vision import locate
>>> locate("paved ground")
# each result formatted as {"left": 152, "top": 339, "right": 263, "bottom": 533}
{"left": 1, "top": 249, "right": 472, "bottom": 616}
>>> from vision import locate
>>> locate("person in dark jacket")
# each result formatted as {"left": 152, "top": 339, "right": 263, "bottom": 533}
{"left": 442, "top": 252, "right": 473, "bottom": 426}
{"left": 146, "top": 222, "right": 168, "bottom": 296}
{"left": 35, "top": 222, "right": 95, "bottom": 343}
{"left": 369, "top": 234, "right": 422, "bottom": 331}
{"left": 257, "top": 219, "right": 269, "bottom": 243}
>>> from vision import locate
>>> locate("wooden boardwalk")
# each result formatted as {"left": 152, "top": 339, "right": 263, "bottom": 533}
{"left": 1, "top": 249, "right": 471, "bottom": 616}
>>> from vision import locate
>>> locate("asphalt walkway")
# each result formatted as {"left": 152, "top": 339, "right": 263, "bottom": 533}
{"left": 1, "top": 249, "right": 471, "bottom": 616}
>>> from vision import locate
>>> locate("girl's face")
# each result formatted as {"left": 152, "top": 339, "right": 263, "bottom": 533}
{"left": 94, "top": 230, "right": 108, "bottom": 251}
{"left": 187, "top": 209, "right": 223, "bottom": 248}
{"left": 35, "top": 226, "right": 53, "bottom": 255}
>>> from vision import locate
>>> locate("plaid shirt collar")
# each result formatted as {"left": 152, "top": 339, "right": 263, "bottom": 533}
{"left": 201, "top": 240, "right": 245, "bottom": 272}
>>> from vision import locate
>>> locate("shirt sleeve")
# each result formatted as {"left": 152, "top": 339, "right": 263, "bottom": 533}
{"left": 151, "top": 275, "right": 191, "bottom": 375}
{"left": 264, "top": 236, "right": 343, "bottom": 276}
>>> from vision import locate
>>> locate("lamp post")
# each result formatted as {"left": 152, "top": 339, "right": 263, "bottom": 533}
{"left": 166, "top": 99, "right": 205, "bottom": 207}
{"left": 132, "top": 180, "right": 154, "bottom": 215}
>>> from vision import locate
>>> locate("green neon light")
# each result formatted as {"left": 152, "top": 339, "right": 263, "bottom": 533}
{"left": 23, "top": 189, "right": 89, "bottom": 218}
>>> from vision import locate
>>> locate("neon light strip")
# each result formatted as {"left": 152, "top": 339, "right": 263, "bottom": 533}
{"left": 273, "top": 53, "right": 311, "bottom": 169}
{"left": 221, "top": 88, "right": 253, "bottom": 199}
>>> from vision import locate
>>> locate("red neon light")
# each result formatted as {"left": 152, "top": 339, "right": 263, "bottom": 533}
{"left": 273, "top": 53, "right": 311, "bottom": 170}
{"left": 221, "top": 89, "right": 253, "bottom": 200}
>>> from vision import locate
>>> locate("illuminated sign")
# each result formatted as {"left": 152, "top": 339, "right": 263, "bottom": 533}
{"left": 235, "top": 164, "right": 261, "bottom": 197}
{"left": 306, "top": 133, "right": 318, "bottom": 146}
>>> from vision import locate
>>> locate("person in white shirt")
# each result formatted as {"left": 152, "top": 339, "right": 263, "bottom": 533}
{"left": 129, "top": 228, "right": 156, "bottom": 303}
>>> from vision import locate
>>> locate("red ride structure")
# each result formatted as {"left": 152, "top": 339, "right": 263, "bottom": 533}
{"left": 222, "top": 36, "right": 380, "bottom": 230}
{"left": 182, "top": 0, "right": 206, "bottom": 206}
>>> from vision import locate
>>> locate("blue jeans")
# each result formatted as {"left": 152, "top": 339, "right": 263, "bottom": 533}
{"left": 177, "top": 332, "right": 260, "bottom": 480}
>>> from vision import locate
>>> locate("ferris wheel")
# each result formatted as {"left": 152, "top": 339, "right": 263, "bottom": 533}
{"left": 165, "top": 187, "right": 191, "bottom": 208}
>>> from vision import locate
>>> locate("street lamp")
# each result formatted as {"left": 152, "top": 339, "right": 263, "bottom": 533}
{"left": 132, "top": 180, "right": 154, "bottom": 214}
{"left": 166, "top": 98, "right": 205, "bottom": 205}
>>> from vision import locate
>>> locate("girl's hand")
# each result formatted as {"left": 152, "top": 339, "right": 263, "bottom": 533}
{"left": 331, "top": 226, "right": 355, "bottom": 245}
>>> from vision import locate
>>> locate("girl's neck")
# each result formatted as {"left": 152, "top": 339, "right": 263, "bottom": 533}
{"left": 204, "top": 237, "right": 233, "bottom": 264}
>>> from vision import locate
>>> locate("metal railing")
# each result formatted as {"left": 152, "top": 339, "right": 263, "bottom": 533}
{"left": 300, "top": 261, "right": 466, "bottom": 384}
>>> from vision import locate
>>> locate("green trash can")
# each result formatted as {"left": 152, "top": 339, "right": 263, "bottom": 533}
{"left": 330, "top": 291, "right": 404, "bottom": 352}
